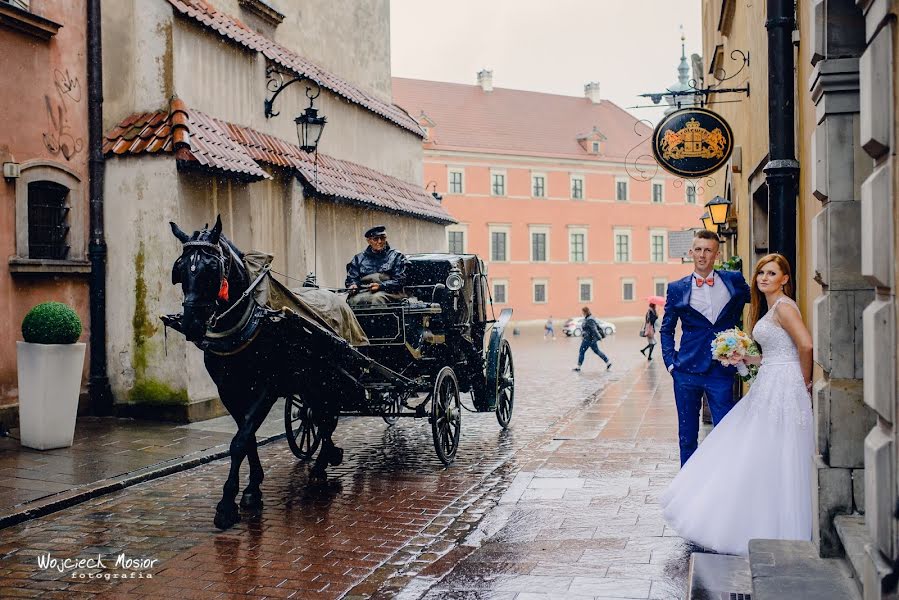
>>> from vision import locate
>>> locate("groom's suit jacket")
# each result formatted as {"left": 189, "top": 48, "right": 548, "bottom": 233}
{"left": 660, "top": 270, "right": 751, "bottom": 376}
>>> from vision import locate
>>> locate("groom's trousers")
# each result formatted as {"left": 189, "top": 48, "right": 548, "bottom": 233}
{"left": 672, "top": 370, "right": 738, "bottom": 466}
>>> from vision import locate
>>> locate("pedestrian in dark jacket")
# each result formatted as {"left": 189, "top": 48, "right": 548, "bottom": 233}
{"left": 639, "top": 303, "right": 659, "bottom": 361}
{"left": 346, "top": 225, "right": 409, "bottom": 306}
{"left": 573, "top": 306, "right": 612, "bottom": 372}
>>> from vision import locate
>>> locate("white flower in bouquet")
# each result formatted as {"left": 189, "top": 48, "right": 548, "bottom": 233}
{"left": 710, "top": 327, "right": 760, "bottom": 378}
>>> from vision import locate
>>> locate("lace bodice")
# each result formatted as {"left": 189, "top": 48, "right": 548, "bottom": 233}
{"left": 751, "top": 296, "right": 800, "bottom": 364}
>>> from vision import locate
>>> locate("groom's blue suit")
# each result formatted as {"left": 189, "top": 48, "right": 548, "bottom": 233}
{"left": 660, "top": 270, "right": 751, "bottom": 465}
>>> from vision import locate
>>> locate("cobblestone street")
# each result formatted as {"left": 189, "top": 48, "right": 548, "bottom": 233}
{"left": 0, "top": 322, "right": 689, "bottom": 599}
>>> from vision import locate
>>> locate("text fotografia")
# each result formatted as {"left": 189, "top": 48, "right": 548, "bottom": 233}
{"left": 37, "top": 553, "right": 157, "bottom": 580}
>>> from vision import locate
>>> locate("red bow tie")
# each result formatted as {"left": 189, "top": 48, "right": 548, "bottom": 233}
{"left": 695, "top": 276, "right": 715, "bottom": 287}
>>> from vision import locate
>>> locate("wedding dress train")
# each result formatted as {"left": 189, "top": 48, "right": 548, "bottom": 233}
{"left": 659, "top": 296, "right": 814, "bottom": 556}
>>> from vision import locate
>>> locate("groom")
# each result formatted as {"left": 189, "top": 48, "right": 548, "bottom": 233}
{"left": 660, "top": 230, "right": 751, "bottom": 466}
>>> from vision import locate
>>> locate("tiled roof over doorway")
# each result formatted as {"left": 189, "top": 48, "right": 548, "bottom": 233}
{"left": 104, "top": 99, "right": 453, "bottom": 224}
{"left": 166, "top": 0, "right": 424, "bottom": 137}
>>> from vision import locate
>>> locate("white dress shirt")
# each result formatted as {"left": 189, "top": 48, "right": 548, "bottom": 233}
{"left": 690, "top": 271, "right": 732, "bottom": 324}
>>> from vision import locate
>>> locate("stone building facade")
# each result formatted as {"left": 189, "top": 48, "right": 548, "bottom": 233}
{"left": 101, "top": 0, "right": 451, "bottom": 420}
{"left": 700, "top": 0, "right": 899, "bottom": 595}
{"left": 0, "top": 0, "right": 92, "bottom": 422}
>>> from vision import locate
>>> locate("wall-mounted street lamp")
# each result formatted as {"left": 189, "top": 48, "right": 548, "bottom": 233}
{"left": 426, "top": 180, "right": 443, "bottom": 202}
{"left": 704, "top": 195, "right": 736, "bottom": 238}
{"left": 700, "top": 211, "right": 718, "bottom": 234}
{"left": 265, "top": 67, "right": 327, "bottom": 153}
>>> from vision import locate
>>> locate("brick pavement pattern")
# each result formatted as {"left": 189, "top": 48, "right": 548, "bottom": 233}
{"left": 0, "top": 323, "right": 690, "bottom": 599}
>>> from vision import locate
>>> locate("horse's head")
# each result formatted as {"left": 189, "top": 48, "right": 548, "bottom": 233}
{"left": 170, "top": 216, "right": 227, "bottom": 342}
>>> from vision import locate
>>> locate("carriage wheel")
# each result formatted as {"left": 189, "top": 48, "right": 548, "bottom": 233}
{"left": 431, "top": 367, "right": 461, "bottom": 466}
{"left": 382, "top": 395, "right": 401, "bottom": 426}
{"left": 284, "top": 394, "right": 320, "bottom": 460}
{"left": 495, "top": 339, "right": 515, "bottom": 429}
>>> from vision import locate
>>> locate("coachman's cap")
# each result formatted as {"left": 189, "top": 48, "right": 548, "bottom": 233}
{"left": 365, "top": 225, "right": 387, "bottom": 238}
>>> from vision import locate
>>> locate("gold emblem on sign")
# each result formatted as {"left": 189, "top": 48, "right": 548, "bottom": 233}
{"left": 660, "top": 118, "right": 727, "bottom": 160}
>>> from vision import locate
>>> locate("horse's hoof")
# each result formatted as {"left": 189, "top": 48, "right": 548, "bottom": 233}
{"left": 214, "top": 502, "right": 241, "bottom": 530}
{"left": 239, "top": 491, "right": 264, "bottom": 512}
{"left": 328, "top": 446, "right": 344, "bottom": 466}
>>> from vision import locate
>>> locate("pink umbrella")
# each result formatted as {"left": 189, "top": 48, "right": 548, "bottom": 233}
{"left": 646, "top": 295, "right": 666, "bottom": 305}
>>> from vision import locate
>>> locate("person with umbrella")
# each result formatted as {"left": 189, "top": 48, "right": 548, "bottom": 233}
{"left": 640, "top": 296, "right": 664, "bottom": 361}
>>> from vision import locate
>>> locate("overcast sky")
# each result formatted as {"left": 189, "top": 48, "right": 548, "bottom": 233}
{"left": 390, "top": 0, "right": 702, "bottom": 125}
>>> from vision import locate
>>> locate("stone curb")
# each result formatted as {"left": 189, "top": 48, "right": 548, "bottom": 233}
{"left": 0, "top": 431, "right": 287, "bottom": 531}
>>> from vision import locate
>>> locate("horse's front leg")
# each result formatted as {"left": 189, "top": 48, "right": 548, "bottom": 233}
{"left": 239, "top": 436, "right": 264, "bottom": 511}
{"left": 215, "top": 387, "right": 273, "bottom": 529}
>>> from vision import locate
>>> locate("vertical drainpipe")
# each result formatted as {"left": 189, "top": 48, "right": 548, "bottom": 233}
{"left": 764, "top": 0, "right": 800, "bottom": 274}
{"left": 87, "top": 0, "right": 113, "bottom": 414}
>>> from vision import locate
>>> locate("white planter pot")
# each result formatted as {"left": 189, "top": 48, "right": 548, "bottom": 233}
{"left": 16, "top": 341, "right": 86, "bottom": 450}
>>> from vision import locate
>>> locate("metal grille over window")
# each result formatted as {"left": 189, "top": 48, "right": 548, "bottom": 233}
{"left": 27, "top": 181, "right": 70, "bottom": 260}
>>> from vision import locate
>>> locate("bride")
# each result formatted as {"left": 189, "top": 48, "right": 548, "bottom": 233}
{"left": 659, "top": 253, "right": 815, "bottom": 556}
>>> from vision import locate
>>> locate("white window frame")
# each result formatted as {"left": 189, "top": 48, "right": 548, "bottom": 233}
{"left": 651, "top": 179, "right": 665, "bottom": 204}
{"left": 568, "top": 226, "right": 588, "bottom": 263}
{"left": 578, "top": 278, "right": 593, "bottom": 302}
{"left": 686, "top": 183, "right": 697, "bottom": 205}
{"left": 649, "top": 229, "right": 667, "bottom": 263}
{"left": 490, "top": 169, "right": 507, "bottom": 197}
{"left": 488, "top": 224, "right": 511, "bottom": 262}
{"left": 529, "top": 225, "right": 551, "bottom": 263}
{"left": 591, "top": 141, "right": 601, "bottom": 153}
{"left": 446, "top": 224, "right": 468, "bottom": 254}
{"left": 613, "top": 228, "right": 631, "bottom": 263}
{"left": 532, "top": 279, "right": 549, "bottom": 304}
{"left": 492, "top": 279, "right": 509, "bottom": 304}
{"left": 570, "top": 174, "right": 585, "bottom": 200}
{"left": 653, "top": 278, "right": 668, "bottom": 298}
{"left": 615, "top": 177, "right": 629, "bottom": 201}
{"left": 531, "top": 172, "right": 546, "bottom": 198}
{"left": 448, "top": 168, "right": 465, "bottom": 195}
{"left": 621, "top": 278, "right": 636, "bottom": 302}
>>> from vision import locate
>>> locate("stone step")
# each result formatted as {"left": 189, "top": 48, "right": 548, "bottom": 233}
{"left": 834, "top": 513, "right": 868, "bottom": 585}
{"left": 687, "top": 552, "right": 752, "bottom": 599}
{"left": 748, "top": 539, "right": 861, "bottom": 600}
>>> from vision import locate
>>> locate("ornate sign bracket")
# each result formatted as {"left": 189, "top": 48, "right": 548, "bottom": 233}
{"left": 634, "top": 50, "right": 751, "bottom": 111}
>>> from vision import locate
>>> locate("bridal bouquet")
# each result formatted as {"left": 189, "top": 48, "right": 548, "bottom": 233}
{"left": 711, "top": 327, "right": 760, "bottom": 379}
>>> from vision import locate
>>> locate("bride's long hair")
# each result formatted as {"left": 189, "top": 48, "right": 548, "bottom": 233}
{"left": 747, "top": 253, "right": 795, "bottom": 333}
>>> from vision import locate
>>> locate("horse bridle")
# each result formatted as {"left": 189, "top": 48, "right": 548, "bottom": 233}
{"left": 180, "top": 240, "right": 231, "bottom": 313}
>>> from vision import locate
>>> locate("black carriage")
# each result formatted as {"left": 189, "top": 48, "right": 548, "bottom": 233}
{"left": 284, "top": 253, "right": 515, "bottom": 466}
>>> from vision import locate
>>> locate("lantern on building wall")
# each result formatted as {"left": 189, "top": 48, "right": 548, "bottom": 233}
{"left": 705, "top": 195, "right": 731, "bottom": 226}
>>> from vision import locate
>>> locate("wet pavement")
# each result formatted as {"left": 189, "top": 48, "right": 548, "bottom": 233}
{"left": 0, "top": 321, "right": 693, "bottom": 599}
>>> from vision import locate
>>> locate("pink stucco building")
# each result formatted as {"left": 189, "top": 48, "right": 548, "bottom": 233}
{"left": 393, "top": 74, "right": 706, "bottom": 321}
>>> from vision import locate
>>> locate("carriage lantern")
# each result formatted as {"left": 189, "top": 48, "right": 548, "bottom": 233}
{"left": 445, "top": 268, "right": 464, "bottom": 291}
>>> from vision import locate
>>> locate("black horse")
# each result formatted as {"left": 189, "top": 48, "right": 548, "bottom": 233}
{"left": 168, "top": 216, "right": 345, "bottom": 529}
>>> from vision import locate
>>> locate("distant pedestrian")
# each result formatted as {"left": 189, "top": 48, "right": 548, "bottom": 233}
{"left": 544, "top": 316, "right": 556, "bottom": 340}
{"left": 573, "top": 307, "right": 612, "bottom": 372}
{"left": 639, "top": 303, "right": 659, "bottom": 361}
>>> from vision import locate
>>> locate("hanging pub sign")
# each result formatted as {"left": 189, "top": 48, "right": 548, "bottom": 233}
{"left": 651, "top": 108, "right": 734, "bottom": 178}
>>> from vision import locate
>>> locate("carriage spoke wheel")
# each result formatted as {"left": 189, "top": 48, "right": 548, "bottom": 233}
{"left": 284, "top": 394, "right": 320, "bottom": 460}
{"left": 382, "top": 395, "right": 401, "bottom": 426}
{"left": 431, "top": 367, "right": 461, "bottom": 466}
{"left": 495, "top": 339, "right": 515, "bottom": 429}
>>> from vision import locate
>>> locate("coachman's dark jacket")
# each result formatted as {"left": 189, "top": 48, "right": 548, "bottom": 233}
{"left": 345, "top": 246, "right": 409, "bottom": 292}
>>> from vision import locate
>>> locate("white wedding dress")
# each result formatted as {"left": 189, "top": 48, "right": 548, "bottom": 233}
{"left": 659, "top": 296, "right": 814, "bottom": 556}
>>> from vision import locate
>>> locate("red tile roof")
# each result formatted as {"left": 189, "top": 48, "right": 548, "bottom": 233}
{"left": 392, "top": 77, "right": 654, "bottom": 161}
{"left": 166, "top": 0, "right": 423, "bottom": 137}
{"left": 104, "top": 99, "right": 453, "bottom": 224}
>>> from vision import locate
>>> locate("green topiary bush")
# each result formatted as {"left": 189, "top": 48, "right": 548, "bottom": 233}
{"left": 21, "top": 302, "right": 83, "bottom": 344}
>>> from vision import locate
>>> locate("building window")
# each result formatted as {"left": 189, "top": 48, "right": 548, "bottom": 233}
{"left": 614, "top": 231, "right": 631, "bottom": 262}
{"left": 651, "top": 233, "right": 665, "bottom": 263}
{"left": 491, "top": 172, "right": 506, "bottom": 196}
{"left": 652, "top": 182, "right": 664, "bottom": 203}
{"left": 532, "top": 174, "right": 545, "bottom": 198}
{"left": 493, "top": 280, "right": 507, "bottom": 304}
{"left": 686, "top": 184, "right": 696, "bottom": 204}
{"left": 533, "top": 280, "right": 548, "bottom": 304}
{"left": 579, "top": 280, "right": 593, "bottom": 302}
{"left": 571, "top": 176, "right": 584, "bottom": 200}
{"left": 449, "top": 170, "right": 464, "bottom": 194}
{"left": 490, "top": 230, "right": 508, "bottom": 262}
{"left": 592, "top": 141, "right": 600, "bottom": 153}
{"left": 569, "top": 232, "right": 586, "bottom": 263}
{"left": 616, "top": 179, "right": 628, "bottom": 201}
{"left": 654, "top": 279, "right": 667, "bottom": 297}
{"left": 622, "top": 279, "right": 635, "bottom": 301}
{"left": 5, "top": 0, "right": 30, "bottom": 9}
{"left": 531, "top": 231, "right": 547, "bottom": 262}
{"left": 27, "top": 181, "right": 71, "bottom": 260}
{"left": 447, "top": 230, "right": 465, "bottom": 254}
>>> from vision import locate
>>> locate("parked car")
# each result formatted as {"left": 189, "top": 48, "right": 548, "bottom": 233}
{"left": 563, "top": 317, "right": 615, "bottom": 337}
